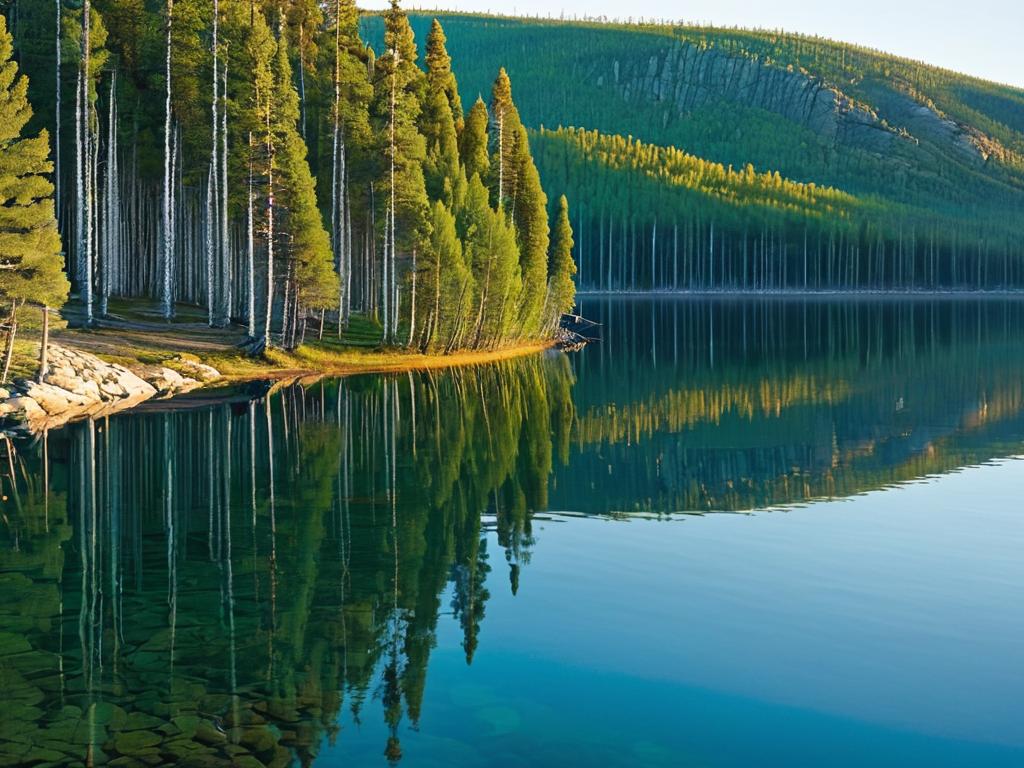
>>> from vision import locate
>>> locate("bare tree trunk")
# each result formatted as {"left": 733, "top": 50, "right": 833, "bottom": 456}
{"left": 1, "top": 302, "right": 20, "bottom": 385}
{"left": 161, "top": 0, "right": 175, "bottom": 318}
{"left": 37, "top": 306, "right": 50, "bottom": 383}
{"left": 219, "top": 53, "right": 230, "bottom": 325}
{"left": 263, "top": 111, "right": 275, "bottom": 351}
{"left": 207, "top": 0, "right": 219, "bottom": 326}
{"left": 82, "top": 0, "right": 93, "bottom": 326}
{"left": 406, "top": 247, "right": 416, "bottom": 347}
{"left": 246, "top": 132, "right": 255, "bottom": 337}
{"left": 55, "top": 0, "right": 62, "bottom": 232}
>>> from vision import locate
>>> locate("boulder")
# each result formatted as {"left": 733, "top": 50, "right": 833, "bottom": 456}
{"left": 0, "top": 344, "right": 162, "bottom": 434}
{"left": 174, "top": 359, "right": 221, "bottom": 382}
{"left": 20, "top": 383, "right": 71, "bottom": 416}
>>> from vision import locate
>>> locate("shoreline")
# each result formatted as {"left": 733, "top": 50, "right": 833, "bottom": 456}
{"left": 576, "top": 289, "right": 1024, "bottom": 301}
{"left": 2, "top": 324, "right": 558, "bottom": 435}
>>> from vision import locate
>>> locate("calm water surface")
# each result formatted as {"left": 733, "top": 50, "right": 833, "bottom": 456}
{"left": 1, "top": 298, "right": 1022, "bottom": 767}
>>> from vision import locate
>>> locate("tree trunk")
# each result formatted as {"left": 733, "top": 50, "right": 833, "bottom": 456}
{"left": 406, "top": 247, "right": 416, "bottom": 347}
{"left": 1, "top": 302, "right": 20, "bottom": 386}
{"left": 246, "top": 132, "right": 255, "bottom": 337}
{"left": 55, "top": 0, "right": 61, "bottom": 232}
{"left": 162, "top": 0, "right": 175, "bottom": 318}
{"left": 37, "top": 306, "right": 50, "bottom": 383}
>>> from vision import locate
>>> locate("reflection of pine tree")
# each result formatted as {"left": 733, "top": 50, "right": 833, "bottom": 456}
{"left": 450, "top": 536, "right": 491, "bottom": 664}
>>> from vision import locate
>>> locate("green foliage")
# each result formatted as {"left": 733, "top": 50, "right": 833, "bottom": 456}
{"left": 361, "top": 12, "right": 1024, "bottom": 290}
{"left": 416, "top": 199, "right": 471, "bottom": 349}
{"left": 271, "top": 19, "right": 338, "bottom": 310}
{"left": 457, "top": 173, "right": 521, "bottom": 344}
{"left": 545, "top": 194, "right": 576, "bottom": 328}
{"left": 372, "top": 1, "right": 429, "bottom": 251}
{"left": 0, "top": 15, "right": 68, "bottom": 310}
{"left": 9, "top": 0, "right": 573, "bottom": 350}
{"left": 459, "top": 96, "right": 489, "bottom": 182}
{"left": 537, "top": 126, "right": 1022, "bottom": 291}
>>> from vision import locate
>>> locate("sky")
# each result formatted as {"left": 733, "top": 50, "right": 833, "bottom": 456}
{"left": 363, "top": 0, "right": 1024, "bottom": 89}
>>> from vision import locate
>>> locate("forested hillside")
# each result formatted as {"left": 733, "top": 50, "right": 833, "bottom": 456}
{"left": 364, "top": 13, "right": 1024, "bottom": 292}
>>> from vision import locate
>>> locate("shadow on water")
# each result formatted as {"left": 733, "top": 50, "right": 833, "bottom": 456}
{"left": 1, "top": 298, "right": 1024, "bottom": 765}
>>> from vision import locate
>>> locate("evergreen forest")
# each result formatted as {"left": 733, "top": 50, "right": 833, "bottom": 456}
{"left": 363, "top": 13, "right": 1024, "bottom": 292}
{"left": 2, "top": 0, "right": 577, "bottom": 362}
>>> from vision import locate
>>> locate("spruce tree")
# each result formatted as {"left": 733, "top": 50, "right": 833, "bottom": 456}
{"left": 458, "top": 173, "right": 520, "bottom": 347}
{"left": 481, "top": 69, "right": 550, "bottom": 335}
{"left": 271, "top": 17, "right": 337, "bottom": 348}
{"left": 510, "top": 123, "right": 549, "bottom": 337}
{"left": 417, "top": 200, "right": 471, "bottom": 350}
{"left": 420, "top": 20, "right": 463, "bottom": 208}
{"left": 424, "top": 19, "right": 463, "bottom": 136}
{"left": 487, "top": 67, "right": 522, "bottom": 212}
{"left": 0, "top": 15, "right": 70, "bottom": 382}
{"left": 459, "top": 97, "right": 489, "bottom": 184}
{"left": 373, "top": 0, "right": 429, "bottom": 344}
{"left": 544, "top": 194, "right": 576, "bottom": 332}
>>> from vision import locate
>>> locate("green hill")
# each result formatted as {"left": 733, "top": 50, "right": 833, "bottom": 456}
{"left": 363, "top": 13, "right": 1024, "bottom": 291}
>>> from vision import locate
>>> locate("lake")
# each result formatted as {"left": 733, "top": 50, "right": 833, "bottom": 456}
{"left": 1, "top": 297, "right": 1022, "bottom": 767}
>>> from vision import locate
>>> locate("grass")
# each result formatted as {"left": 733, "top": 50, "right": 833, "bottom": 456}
{"left": 5, "top": 300, "right": 553, "bottom": 386}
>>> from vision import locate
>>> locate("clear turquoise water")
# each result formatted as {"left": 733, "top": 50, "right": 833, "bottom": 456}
{"left": 1, "top": 298, "right": 1022, "bottom": 766}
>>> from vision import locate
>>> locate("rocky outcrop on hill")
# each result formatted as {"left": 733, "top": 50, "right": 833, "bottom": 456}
{"left": 604, "top": 41, "right": 900, "bottom": 153}
{"left": 0, "top": 345, "right": 220, "bottom": 434}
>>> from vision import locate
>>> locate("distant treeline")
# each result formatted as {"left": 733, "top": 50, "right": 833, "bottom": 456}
{"left": 535, "top": 127, "right": 1024, "bottom": 292}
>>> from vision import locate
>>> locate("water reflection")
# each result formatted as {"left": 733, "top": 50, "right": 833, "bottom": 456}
{"left": 1, "top": 299, "right": 1024, "bottom": 766}
{"left": 564, "top": 298, "right": 1024, "bottom": 512}
{"left": 0, "top": 355, "right": 574, "bottom": 766}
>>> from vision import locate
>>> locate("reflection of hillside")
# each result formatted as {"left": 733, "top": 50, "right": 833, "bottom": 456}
{"left": 555, "top": 299, "right": 1024, "bottom": 513}
{"left": 0, "top": 354, "right": 575, "bottom": 767}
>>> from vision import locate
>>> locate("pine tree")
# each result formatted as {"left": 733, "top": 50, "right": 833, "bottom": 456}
{"left": 420, "top": 20, "right": 463, "bottom": 208}
{"left": 459, "top": 97, "right": 489, "bottom": 184}
{"left": 481, "top": 69, "right": 550, "bottom": 335}
{"left": 271, "top": 15, "right": 337, "bottom": 348}
{"left": 457, "top": 173, "right": 520, "bottom": 347}
{"left": 424, "top": 19, "right": 463, "bottom": 136}
{"left": 544, "top": 194, "right": 576, "bottom": 333}
{"left": 417, "top": 200, "right": 471, "bottom": 350}
{"left": 320, "top": 0, "right": 371, "bottom": 331}
{"left": 509, "top": 123, "right": 549, "bottom": 337}
{"left": 372, "top": 0, "right": 429, "bottom": 345}
{"left": 487, "top": 68, "right": 521, "bottom": 212}
{"left": 0, "top": 15, "right": 70, "bottom": 382}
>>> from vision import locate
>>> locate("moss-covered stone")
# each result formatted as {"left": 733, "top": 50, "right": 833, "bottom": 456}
{"left": 112, "top": 730, "right": 161, "bottom": 755}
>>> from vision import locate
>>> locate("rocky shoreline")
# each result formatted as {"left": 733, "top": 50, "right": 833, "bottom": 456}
{"left": 0, "top": 345, "right": 221, "bottom": 435}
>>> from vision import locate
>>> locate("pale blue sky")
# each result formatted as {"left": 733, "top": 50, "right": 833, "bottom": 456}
{"left": 365, "top": 1, "right": 1024, "bottom": 88}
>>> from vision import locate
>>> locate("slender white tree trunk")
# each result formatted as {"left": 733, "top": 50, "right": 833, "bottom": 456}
{"left": 246, "top": 132, "right": 254, "bottom": 337}
{"left": 219, "top": 52, "right": 230, "bottom": 325}
{"left": 263, "top": 113, "right": 274, "bottom": 350}
{"left": 385, "top": 55, "right": 398, "bottom": 343}
{"left": 74, "top": 69, "right": 83, "bottom": 288}
{"left": 332, "top": 2, "right": 344, "bottom": 334}
{"left": 101, "top": 71, "right": 116, "bottom": 317}
{"left": 207, "top": 0, "right": 219, "bottom": 326}
{"left": 162, "top": 0, "right": 175, "bottom": 318}
{"left": 82, "top": 0, "right": 93, "bottom": 326}
{"left": 55, "top": 0, "right": 62, "bottom": 230}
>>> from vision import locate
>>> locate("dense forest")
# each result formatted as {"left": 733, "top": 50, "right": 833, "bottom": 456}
{"left": 363, "top": 13, "right": 1024, "bottom": 292}
{"left": 0, "top": 1, "right": 576, "bottom": 370}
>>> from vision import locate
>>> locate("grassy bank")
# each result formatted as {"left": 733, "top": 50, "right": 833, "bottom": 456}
{"left": 7, "top": 300, "right": 554, "bottom": 387}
